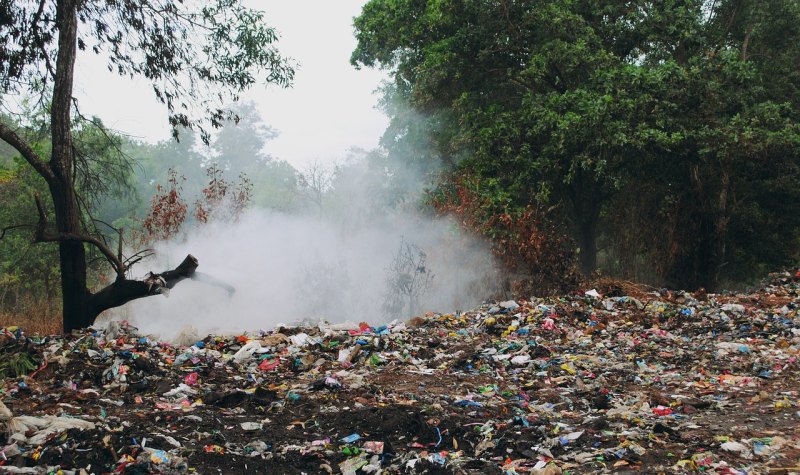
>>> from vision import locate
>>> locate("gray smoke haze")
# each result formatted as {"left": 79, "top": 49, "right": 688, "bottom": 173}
{"left": 107, "top": 161, "right": 500, "bottom": 340}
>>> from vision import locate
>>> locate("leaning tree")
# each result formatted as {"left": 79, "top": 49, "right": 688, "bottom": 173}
{"left": 0, "top": 0, "right": 294, "bottom": 332}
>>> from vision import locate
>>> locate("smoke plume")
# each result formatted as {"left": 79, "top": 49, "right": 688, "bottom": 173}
{"left": 111, "top": 161, "right": 500, "bottom": 340}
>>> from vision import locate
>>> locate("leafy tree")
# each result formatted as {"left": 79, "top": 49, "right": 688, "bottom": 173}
{"left": 247, "top": 159, "right": 302, "bottom": 212}
{"left": 128, "top": 104, "right": 285, "bottom": 217}
{"left": 0, "top": 155, "right": 60, "bottom": 316}
{"left": 351, "top": 0, "right": 672, "bottom": 275}
{"left": 212, "top": 101, "right": 278, "bottom": 176}
{"left": 0, "top": 0, "right": 294, "bottom": 331}
{"left": 1, "top": 113, "right": 136, "bottom": 318}
{"left": 353, "top": 0, "right": 800, "bottom": 290}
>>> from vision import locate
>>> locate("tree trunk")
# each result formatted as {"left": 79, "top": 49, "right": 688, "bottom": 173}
{"left": 568, "top": 172, "right": 602, "bottom": 278}
{"left": 578, "top": 219, "right": 598, "bottom": 278}
{"left": 50, "top": 178, "right": 90, "bottom": 332}
{"left": 695, "top": 170, "right": 731, "bottom": 291}
{"left": 50, "top": 0, "right": 85, "bottom": 333}
{"left": 709, "top": 169, "right": 731, "bottom": 289}
{"left": 58, "top": 241, "right": 88, "bottom": 331}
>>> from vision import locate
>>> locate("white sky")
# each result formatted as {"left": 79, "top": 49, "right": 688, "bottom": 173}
{"left": 72, "top": 0, "right": 389, "bottom": 168}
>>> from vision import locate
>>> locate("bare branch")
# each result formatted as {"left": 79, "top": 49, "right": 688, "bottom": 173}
{"left": 117, "top": 227, "right": 123, "bottom": 267}
{"left": 0, "top": 122, "right": 54, "bottom": 181}
{"left": 33, "top": 193, "right": 125, "bottom": 277}
{"left": 122, "top": 249, "right": 155, "bottom": 273}
{"left": 91, "top": 217, "right": 119, "bottom": 233}
{"left": 509, "top": 75, "right": 535, "bottom": 91}
{"left": 86, "top": 254, "right": 201, "bottom": 321}
{"left": 0, "top": 224, "right": 35, "bottom": 240}
{"left": 123, "top": 249, "right": 155, "bottom": 264}
{"left": 122, "top": 254, "right": 150, "bottom": 271}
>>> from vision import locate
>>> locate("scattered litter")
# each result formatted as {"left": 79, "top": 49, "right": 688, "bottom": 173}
{"left": 0, "top": 270, "right": 798, "bottom": 472}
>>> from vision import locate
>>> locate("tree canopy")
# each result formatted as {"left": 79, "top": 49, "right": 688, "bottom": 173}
{"left": 353, "top": 0, "right": 800, "bottom": 289}
{"left": 0, "top": 0, "right": 294, "bottom": 331}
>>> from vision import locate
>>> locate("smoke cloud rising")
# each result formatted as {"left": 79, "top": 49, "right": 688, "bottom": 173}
{"left": 109, "top": 162, "right": 500, "bottom": 340}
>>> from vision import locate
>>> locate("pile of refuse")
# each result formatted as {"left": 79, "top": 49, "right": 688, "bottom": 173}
{"left": 1, "top": 271, "right": 799, "bottom": 474}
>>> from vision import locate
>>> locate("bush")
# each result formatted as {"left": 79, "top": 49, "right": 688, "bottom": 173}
{"left": 429, "top": 174, "right": 578, "bottom": 296}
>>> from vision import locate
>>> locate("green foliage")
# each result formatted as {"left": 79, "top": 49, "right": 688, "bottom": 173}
{"left": 2, "top": 0, "right": 295, "bottom": 330}
{"left": 0, "top": 148, "right": 60, "bottom": 316}
{"left": 125, "top": 102, "right": 298, "bottom": 218}
{"left": 0, "top": 113, "right": 142, "bottom": 314}
{"left": 353, "top": 0, "right": 800, "bottom": 290}
{"left": 247, "top": 160, "right": 302, "bottom": 213}
{"left": 213, "top": 101, "right": 278, "bottom": 174}
{"left": 1, "top": 0, "right": 295, "bottom": 143}
{"left": 0, "top": 330, "right": 42, "bottom": 378}
{"left": 72, "top": 118, "right": 139, "bottom": 213}
{"left": 0, "top": 344, "right": 39, "bottom": 379}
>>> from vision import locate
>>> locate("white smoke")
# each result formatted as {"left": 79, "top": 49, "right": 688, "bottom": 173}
{"left": 112, "top": 165, "right": 499, "bottom": 340}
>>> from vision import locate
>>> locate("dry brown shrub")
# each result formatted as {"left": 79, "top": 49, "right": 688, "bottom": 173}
{"left": 430, "top": 174, "right": 579, "bottom": 297}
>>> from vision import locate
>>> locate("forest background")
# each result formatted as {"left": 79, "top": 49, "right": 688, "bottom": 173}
{"left": 1, "top": 0, "right": 799, "bottom": 332}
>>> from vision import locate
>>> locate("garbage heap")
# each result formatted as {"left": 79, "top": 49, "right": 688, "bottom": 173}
{"left": 0, "top": 271, "right": 799, "bottom": 474}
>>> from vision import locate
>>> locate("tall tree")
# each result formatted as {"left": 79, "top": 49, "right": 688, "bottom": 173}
{"left": 0, "top": 0, "right": 294, "bottom": 331}
{"left": 352, "top": 0, "right": 800, "bottom": 289}
{"left": 352, "top": 0, "right": 675, "bottom": 275}
{"left": 212, "top": 100, "right": 278, "bottom": 176}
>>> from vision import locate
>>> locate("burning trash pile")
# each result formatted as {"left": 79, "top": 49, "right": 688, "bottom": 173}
{"left": 0, "top": 272, "right": 799, "bottom": 474}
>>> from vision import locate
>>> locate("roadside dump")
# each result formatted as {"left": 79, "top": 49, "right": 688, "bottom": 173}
{"left": 0, "top": 271, "right": 799, "bottom": 474}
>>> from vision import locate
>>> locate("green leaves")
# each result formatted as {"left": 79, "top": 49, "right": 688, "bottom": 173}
{"left": 354, "top": 0, "right": 800, "bottom": 288}
{"left": 1, "top": 1, "right": 294, "bottom": 144}
{"left": 0, "top": 349, "right": 39, "bottom": 379}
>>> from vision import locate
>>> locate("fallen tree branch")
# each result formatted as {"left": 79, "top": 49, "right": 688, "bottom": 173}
{"left": 157, "top": 253, "right": 199, "bottom": 288}
{"left": 85, "top": 254, "right": 200, "bottom": 328}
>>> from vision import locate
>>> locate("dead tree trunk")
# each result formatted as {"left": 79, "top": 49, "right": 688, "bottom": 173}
{"left": 85, "top": 254, "right": 200, "bottom": 329}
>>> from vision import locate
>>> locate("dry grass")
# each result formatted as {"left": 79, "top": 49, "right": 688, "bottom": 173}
{"left": 0, "top": 309, "right": 62, "bottom": 335}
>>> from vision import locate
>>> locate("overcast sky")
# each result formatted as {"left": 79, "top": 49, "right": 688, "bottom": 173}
{"left": 72, "top": 0, "right": 389, "bottom": 168}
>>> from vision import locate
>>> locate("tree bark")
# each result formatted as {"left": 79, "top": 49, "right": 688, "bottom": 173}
{"left": 85, "top": 254, "right": 199, "bottom": 328}
{"left": 51, "top": 0, "right": 85, "bottom": 333}
{"left": 1, "top": 0, "right": 238, "bottom": 333}
{"left": 568, "top": 170, "right": 602, "bottom": 278}
{"left": 578, "top": 218, "right": 598, "bottom": 278}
